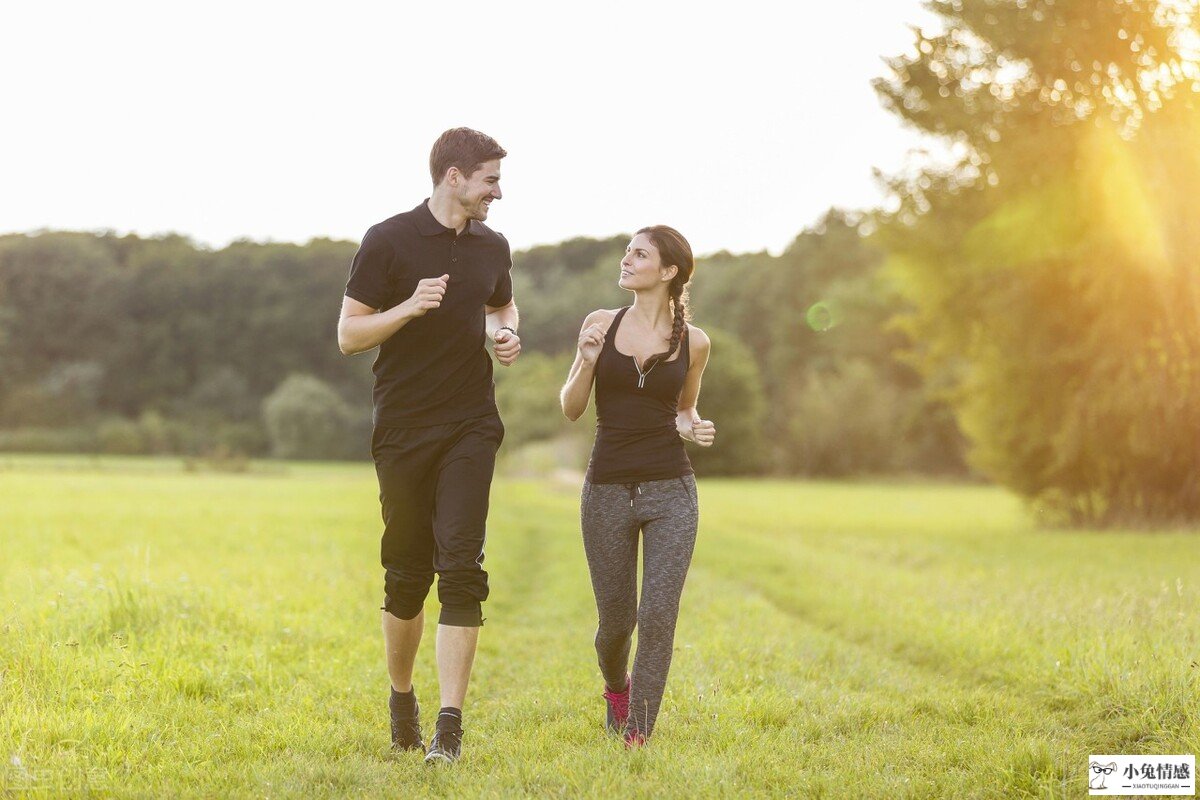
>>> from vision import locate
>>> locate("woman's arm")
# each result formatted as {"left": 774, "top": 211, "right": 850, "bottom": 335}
{"left": 676, "top": 326, "right": 716, "bottom": 447}
{"left": 561, "top": 310, "right": 613, "bottom": 422}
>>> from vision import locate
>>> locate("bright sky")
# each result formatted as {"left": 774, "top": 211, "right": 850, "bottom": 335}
{"left": 1, "top": 1, "right": 939, "bottom": 256}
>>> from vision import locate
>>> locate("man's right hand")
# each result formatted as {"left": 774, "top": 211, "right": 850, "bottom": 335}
{"left": 403, "top": 274, "right": 449, "bottom": 317}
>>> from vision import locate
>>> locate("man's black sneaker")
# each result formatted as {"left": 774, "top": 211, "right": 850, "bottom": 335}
{"left": 389, "top": 687, "right": 424, "bottom": 753}
{"left": 424, "top": 711, "right": 463, "bottom": 765}
{"left": 424, "top": 728, "right": 463, "bottom": 764}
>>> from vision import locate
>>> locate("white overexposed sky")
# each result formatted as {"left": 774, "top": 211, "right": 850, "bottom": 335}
{"left": 1, "top": 1, "right": 941, "bottom": 256}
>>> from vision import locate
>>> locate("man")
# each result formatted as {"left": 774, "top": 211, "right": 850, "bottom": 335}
{"left": 337, "top": 127, "right": 521, "bottom": 765}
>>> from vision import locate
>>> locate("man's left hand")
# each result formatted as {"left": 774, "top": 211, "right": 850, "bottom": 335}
{"left": 492, "top": 329, "right": 522, "bottom": 366}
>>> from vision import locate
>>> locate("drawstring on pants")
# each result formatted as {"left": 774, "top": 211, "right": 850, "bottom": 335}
{"left": 625, "top": 482, "right": 643, "bottom": 507}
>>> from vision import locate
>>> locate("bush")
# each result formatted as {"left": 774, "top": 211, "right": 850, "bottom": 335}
{"left": 783, "top": 358, "right": 907, "bottom": 476}
{"left": 175, "top": 367, "right": 258, "bottom": 422}
{"left": 208, "top": 421, "right": 269, "bottom": 457}
{"left": 262, "top": 374, "right": 360, "bottom": 460}
{"left": 0, "top": 426, "right": 99, "bottom": 453}
{"left": 1, "top": 362, "right": 105, "bottom": 427}
{"left": 97, "top": 417, "right": 146, "bottom": 455}
{"left": 685, "top": 327, "right": 767, "bottom": 476}
{"left": 493, "top": 352, "right": 577, "bottom": 449}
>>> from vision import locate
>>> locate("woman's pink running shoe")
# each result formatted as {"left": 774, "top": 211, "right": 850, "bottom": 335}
{"left": 623, "top": 730, "right": 647, "bottom": 748}
{"left": 602, "top": 675, "right": 630, "bottom": 734}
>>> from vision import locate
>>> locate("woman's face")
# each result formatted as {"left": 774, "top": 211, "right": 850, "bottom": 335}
{"left": 619, "top": 233, "right": 676, "bottom": 292}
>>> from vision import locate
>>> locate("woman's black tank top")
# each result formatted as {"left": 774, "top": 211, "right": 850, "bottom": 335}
{"left": 585, "top": 306, "right": 694, "bottom": 484}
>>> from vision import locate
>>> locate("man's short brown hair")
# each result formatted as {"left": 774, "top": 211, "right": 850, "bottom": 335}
{"left": 429, "top": 128, "right": 507, "bottom": 186}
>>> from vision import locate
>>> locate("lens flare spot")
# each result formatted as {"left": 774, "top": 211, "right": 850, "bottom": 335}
{"left": 805, "top": 301, "right": 840, "bottom": 332}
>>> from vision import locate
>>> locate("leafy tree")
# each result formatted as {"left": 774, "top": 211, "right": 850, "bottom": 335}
{"left": 874, "top": 0, "right": 1200, "bottom": 523}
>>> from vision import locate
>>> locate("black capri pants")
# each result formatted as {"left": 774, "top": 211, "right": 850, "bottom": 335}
{"left": 372, "top": 412, "right": 504, "bottom": 627}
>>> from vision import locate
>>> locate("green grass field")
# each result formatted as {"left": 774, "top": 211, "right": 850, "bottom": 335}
{"left": 2, "top": 456, "right": 1198, "bottom": 798}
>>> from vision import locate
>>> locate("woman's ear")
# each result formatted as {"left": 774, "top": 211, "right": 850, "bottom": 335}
{"left": 662, "top": 264, "right": 679, "bottom": 282}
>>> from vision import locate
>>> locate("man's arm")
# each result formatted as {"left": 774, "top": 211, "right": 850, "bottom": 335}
{"left": 486, "top": 298, "right": 521, "bottom": 366}
{"left": 337, "top": 275, "right": 448, "bottom": 355}
{"left": 485, "top": 299, "right": 519, "bottom": 339}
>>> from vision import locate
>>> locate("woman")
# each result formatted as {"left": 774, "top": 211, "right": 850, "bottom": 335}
{"left": 560, "top": 225, "right": 716, "bottom": 747}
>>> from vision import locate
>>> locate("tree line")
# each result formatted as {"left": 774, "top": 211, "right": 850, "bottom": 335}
{"left": 0, "top": 209, "right": 958, "bottom": 479}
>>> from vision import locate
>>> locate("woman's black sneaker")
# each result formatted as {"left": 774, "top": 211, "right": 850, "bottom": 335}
{"left": 389, "top": 687, "right": 424, "bottom": 753}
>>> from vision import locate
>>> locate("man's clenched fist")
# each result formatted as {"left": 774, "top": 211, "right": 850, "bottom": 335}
{"left": 404, "top": 274, "right": 449, "bottom": 317}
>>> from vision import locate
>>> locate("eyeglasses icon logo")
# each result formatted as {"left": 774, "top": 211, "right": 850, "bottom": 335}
{"left": 1090, "top": 761, "right": 1117, "bottom": 790}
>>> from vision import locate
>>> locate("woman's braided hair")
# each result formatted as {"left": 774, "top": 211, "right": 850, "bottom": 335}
{"left": 637, "top": 225, "right": 694, "bottom": 371}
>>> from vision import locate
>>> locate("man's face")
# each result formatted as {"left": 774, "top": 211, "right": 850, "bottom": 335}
{"left": 455, "top": 159, "right": 503, "bottom": 221}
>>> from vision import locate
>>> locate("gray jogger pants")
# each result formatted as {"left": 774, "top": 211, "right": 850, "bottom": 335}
{"left": 580, "top": 474, "right": 699, "bottom": 737}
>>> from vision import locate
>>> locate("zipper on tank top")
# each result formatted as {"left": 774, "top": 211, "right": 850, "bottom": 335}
{"left": 632, "top": 356, "right": 656, "bottom": 389}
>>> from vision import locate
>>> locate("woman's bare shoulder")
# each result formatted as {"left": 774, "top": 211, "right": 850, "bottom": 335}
{"left": 686, "top": 323, "right": 711, "bottom": 350}
{"left": 581, "top": 308, "right": 622, "bottom": 332}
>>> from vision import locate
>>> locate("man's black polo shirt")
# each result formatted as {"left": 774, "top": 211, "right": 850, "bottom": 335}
{"left": 345, "top": 200, "right": 513, "bottom": 428}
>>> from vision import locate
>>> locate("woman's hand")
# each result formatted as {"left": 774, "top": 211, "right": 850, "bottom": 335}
{"left": 691, "top": 419, "right": 716, "bottom": 447}
{"left": 578, "top": 323, "right": 606, "bottom": 364}
{"left": 679, "top": 416, "right": 716, "bottom": 447}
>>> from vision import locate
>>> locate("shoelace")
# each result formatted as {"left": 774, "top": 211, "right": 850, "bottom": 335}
{"left": 390, "top": 698, "right": 422, "bottom": 746}
{"left": 431, "top": 727, "right": 462, "bottom": 754}
{"left": 393, "top": 715, "right": 422, "bottom": 743}
{"left": 602, "top": 686, "right": 630, "bottom": 724}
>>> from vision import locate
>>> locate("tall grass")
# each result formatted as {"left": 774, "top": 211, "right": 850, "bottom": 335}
{"left": 1, "top": 459, "right": 1197, "bottom": 797}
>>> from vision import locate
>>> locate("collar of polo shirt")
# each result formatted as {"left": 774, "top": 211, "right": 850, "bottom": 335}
{"left": 415, "top": 199, "right": 484, "bottom": 237}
